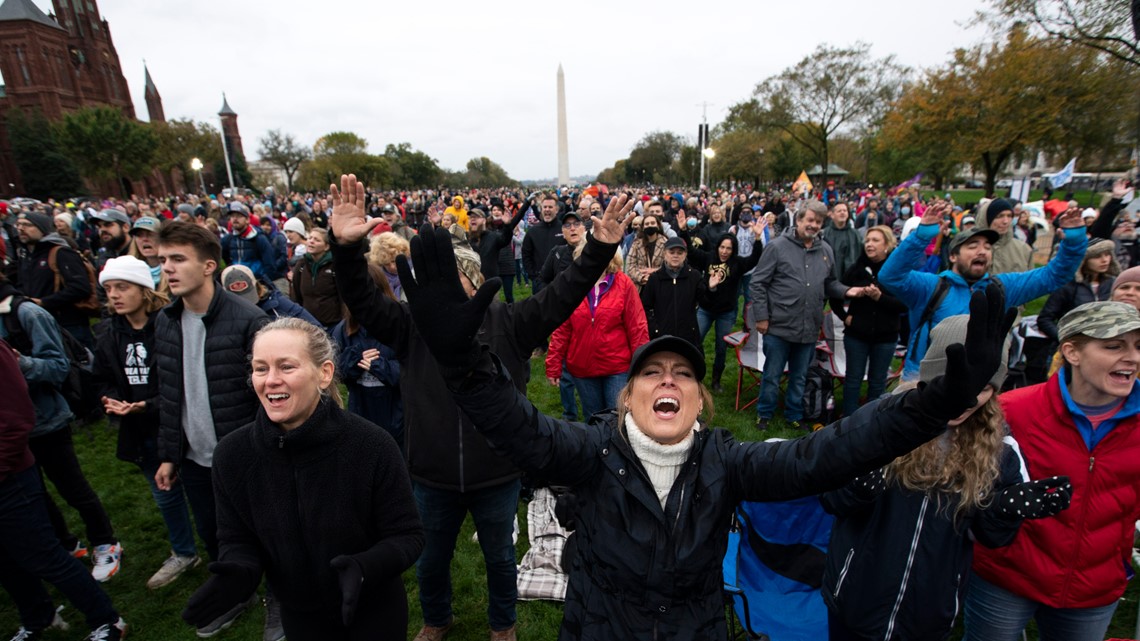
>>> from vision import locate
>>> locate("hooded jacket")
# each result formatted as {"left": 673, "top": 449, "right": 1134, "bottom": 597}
{"left": 689, "top": 233, "right": 763, "bottom": 315}
{"left": 259, "top": 217, "right": 288, "bottom": 279}
{"left": 444, "top": 196, "right": 469, "bottom": 231}
{"left": 976, "top": 201, "right": 1034, "bottom": 275}
{"left": 972, "top": 372, "right": 1140, "bottom": 609}
{"left": 291, "top": 250, "right": 341, "bottom": 327}
{"left": 16, "top": 234, "right": 93, "bottom": 329}
{"left": 821, "top": 220, "right": 863, "bottom": 281}
{"left": 155, "top": 286, "right": 268, "bottom": 464}
{"left": 332, "top": 230, "right": 618, "bottom": 492}
{"left": 221, "top": 225, "right": 278, "bottom": 280}
{"left": 879, "top": 223, "right": 1087, "bottom": 379}
{"left": 92, "top": 313, "right": 160, "bottom": 464}
{"left": 749, "top": 228, "right": 848, "bottom": 344}
{"left": 0, "top": 288, "right": 71, "bottom": 436}
{"left": 441, "top": 350, "right": 960, "bottom": 640}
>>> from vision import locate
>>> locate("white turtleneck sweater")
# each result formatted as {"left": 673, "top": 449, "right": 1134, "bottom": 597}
{"left": 624, "top": 414, "right": 698, "bottom": 509}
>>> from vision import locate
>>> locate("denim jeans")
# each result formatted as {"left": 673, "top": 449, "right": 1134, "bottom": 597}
{"left": 962, "top": 574, "right": 1118, "bottom": 641}
{"left": 139, "top": 440, "right": 197, "bottom": 558}
{"left": 29, "top": 426, "right": 116, "bottom": 548}
{"left": 574, "top": 373, "right": 628, "bottom": 418}
{"left": 0, "top": 466, "right": 119, "bottom": 631}
{"left": 559, "top": 367, "right": 579, "bottom": 421}
{"left": 841, "top": 335, "right": 896, "bottom": 417}
{"left": 414, "top": 479, "right": 520, "bottom": 631}
{"left": 179, "top": 459, "right": 218, "bottom": 561}
{"left": 757, "top": 334, "right": 815, "bottom": 421}
{"left": 697, "top": 307, "right": 737, "bottom": 383}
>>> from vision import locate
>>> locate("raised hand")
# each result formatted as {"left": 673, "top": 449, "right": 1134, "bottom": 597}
{"left": 1056, "top": 207, "right": 1085, "bottom": 229}
{"left": 589, "top": 193, "right": 637, "bottom": 245}
{"left": 329, "top": 174, "right": 381, "bottom": 244}
{"left": 396, "top": 226, "right": 502, "bottom": 371}
{"left": 920, "top": 201, "right": 944, "bottom": 226}
{"left": 1112, "top": 178, "right": 1131, "bottom": 200}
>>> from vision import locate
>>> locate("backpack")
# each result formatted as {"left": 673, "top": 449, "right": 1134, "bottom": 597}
{"left": 48, "top": 245, "right": 101, "bottom": 316}
{"left": 910, "top": 275, "right": 1006, "bottom": 356}
{"left": 802, "top": 364, "right": 834, "bottom": 428}
{"left": 3, "top": 296, "right": 99, "bottom": 420}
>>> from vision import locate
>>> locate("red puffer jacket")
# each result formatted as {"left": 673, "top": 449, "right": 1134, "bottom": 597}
{"left": 972, "top": 374, "right": 1140, "bottom": 608}
{"left": 546, "top": 272, "right": 649, "bottom": 379}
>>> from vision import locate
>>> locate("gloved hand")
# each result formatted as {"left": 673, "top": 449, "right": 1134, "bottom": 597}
{"left": 994, "top": 476, "right": 1072, "bottom": 520}
{"left": 851, "top": 468, "right": 887, "bottom": 501}
{"left": 917, "top": 284, "right": 1017, "bottom": 421}
{"left": 396, "top": 226, "right": 501, "bottom": 371}
{"left": 181, "top": 562, "right": 260, "bottom": 628}
{"left": 330, "top": 555, "right": 364, "bottom": 627}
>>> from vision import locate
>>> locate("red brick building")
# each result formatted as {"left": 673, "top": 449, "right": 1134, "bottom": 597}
{"left": 0, "top": 0, "right": 156, "bottom": 195}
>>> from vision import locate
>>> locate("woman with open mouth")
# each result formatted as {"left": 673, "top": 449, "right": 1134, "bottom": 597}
{"left": 398, "top": 221, "right": 1016, "bottom": 641}
{"left": 966, "top": 300, "right": 1140, "bottom": 641}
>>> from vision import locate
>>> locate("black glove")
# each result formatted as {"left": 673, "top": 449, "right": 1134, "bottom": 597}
{"left": 330, "top": 555, "right": 364, "bottom": 627}
{"left": 396, "top": 225, "right": 501, "bottom": 371}
{"left": 851, "top": 468, "right": 888, "bottom": 501}
{"left": 994, "top": 476, "right": 1072, "bottom": 520}
{"left": 917, "top": 284, "right": 1017, "bottom": 421}
{"left": 181, "top": 562, "right": 260, "bottom": 628}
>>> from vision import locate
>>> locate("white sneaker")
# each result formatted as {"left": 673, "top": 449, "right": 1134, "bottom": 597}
{"left": 50, "top": 606, "right": 69, "bottom": 631}
{"left": 91, "top": 543, "right": 123, "bottom": 582}
{"left": 147, "top": 553, "right": 200, "bottom": 589}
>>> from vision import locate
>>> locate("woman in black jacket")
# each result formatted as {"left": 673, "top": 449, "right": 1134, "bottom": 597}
{"left": 828, "top": 225, "right": 908, "bottom": 416}
{"left": 182, "top": 318, "right": 423, "bottom": 641}
{"left": 93, "top": 256, "right": 198, "bottom": 588}
{"left": 1036, "top": 238, "right": 1118, "bottom": 341}
{"left": 688, "top": 233, "right": 762, "bottom": 391}
{"left": 396, "top": 225, "right": 1015, "bottom": 641}
{"left": 820, "top": 315, "right": 1071, "bottom": 641}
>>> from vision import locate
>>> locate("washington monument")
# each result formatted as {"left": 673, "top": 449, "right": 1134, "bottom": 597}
{"left": 557, "top": 64, "right": 570, "bottom": 186}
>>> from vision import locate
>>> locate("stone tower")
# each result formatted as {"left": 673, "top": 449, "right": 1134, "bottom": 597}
{"left": 143, "top": 63, "right": 164, "bottom": 122}
{"left": 218, "top": 93, "right": 243, "bottom": 157}
{"left": 49, "top": 0, "right": 134, "bottom": 117}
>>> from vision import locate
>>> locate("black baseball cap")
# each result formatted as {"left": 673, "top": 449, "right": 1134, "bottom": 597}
{"left": 948, "top": 228, "right": 1000, "bottom": 254}
{"left": 627, "top": 336, "right": 706, "bottom": 381}
{"left": 559, "top": 210, "right": 582, "bottom": 225}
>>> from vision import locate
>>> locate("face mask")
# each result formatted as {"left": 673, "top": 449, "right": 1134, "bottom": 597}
{"left": 644, "top": 227, "right": 658, "bottom": 236}
{"left": 687, "top": 218, "right": 698, "bottom": 229}
{"left": 901, "top": 207, "right": 911, "bottom": 216}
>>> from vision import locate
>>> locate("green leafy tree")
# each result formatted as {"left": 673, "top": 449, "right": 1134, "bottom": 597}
{"left": 258, "top": 129, "right": 311, "bottom": 192}
{"left": 384, "top": 142, "right": 442, "bottom": 187}
{"left": 463, "top": 157, "right": 517, "bottom": 187}
{"left": 151, "top": 119, "right": 224, "bottom": 191}
{"left": 7, "top": 108, "right": 83, "bottom": 199}
{"left": 752, "top": 43, "right": 908, "bottom": 183}
{"left": 626, "top": 131, "right": 685, "bottom": 184}
{"left": 56, "top": 106, "right": 157, "bottom": 192}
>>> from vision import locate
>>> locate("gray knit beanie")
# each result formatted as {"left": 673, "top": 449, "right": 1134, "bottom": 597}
{"left": 19, "top": 212, "right": 53, "bottom": 236}
{"left": 919, "top": 314, "right": 1010, "bottom": 390}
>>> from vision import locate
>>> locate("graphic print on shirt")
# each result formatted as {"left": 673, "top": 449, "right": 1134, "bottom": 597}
{"left": 124, "top": 342, "right": 149, "bottom": 385}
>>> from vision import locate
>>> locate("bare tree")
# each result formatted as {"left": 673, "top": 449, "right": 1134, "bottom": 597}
{"left": 987, "top": 0, "right": 1140, "bottom": 68}
{"left": 258, "top": 129, "right": 311, "bottom": 192}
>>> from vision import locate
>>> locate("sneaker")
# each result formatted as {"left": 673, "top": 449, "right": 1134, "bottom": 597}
{"left": 84, "top": 618, "right": 127, "bottom": 641}
{"left": 49, "top": 606, "right": 69, "bottom": 631}
{"left": 7, "top": 628, "right": 43, "bottom": 641}
{"left": 147, "top": 553, "right": 200, "bottom": 589}
{"left": 490, "top": 625, "right": 517, "bottom": 641}
{"left": 196, "top": 594, "right": 256, "bottom": 638}
{"left": 68, "top": 541, "right": 88, "bottom": 559}
{"left": 91, "top": 543, "right": 123, "bottom": 582}
{"left": 413, "top": 618, "right": 454, "bottom": 641}
{"left": 755, "top": 417, "right": 770, "bottom": 431}
{"left": 262, "top": 594, "right": 284, "bottom": 641}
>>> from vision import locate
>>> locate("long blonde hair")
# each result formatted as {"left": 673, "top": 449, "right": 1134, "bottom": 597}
{"left": 885, "top": 395, "right": 1006, "bottom": 520}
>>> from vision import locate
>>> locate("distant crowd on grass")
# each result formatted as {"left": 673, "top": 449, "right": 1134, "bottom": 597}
{"left": 1, "top": 173, "right": 1139, "bottom": 641}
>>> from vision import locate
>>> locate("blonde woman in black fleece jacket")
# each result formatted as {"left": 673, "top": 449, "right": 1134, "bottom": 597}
{"left": 182, "top": 318, "right": 422, "bottom": 641}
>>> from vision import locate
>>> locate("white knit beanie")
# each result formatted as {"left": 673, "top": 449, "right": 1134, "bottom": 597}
{"left": 282, "top": 217, "right": 307, "bottom": 238}
{"left": 98, "top": 255, "right": 156, "bottom": 290}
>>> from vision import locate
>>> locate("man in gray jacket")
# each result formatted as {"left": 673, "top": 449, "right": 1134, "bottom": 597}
{"left": 749, "top": 200, "right": 855, "bottom": 429}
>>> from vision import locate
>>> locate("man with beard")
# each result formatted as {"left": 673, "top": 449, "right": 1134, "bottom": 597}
{"left": 880, "top": 201, "right": 1087, "bottom": 382}
{"left": 90, "top": 209, "right": 132, "bottom": 273}
{"left": 469, "top": 206, "right": 523, "bottom": 282}
{"left": 13, "top": 211, "right": 96, "bottom": 348}
{"left": 221, "top": 202, "right": 278, "bottom": 281}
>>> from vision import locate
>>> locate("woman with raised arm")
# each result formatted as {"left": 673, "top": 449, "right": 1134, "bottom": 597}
{"left": 396, "top": 223, "right": 1016, "bottom": 641}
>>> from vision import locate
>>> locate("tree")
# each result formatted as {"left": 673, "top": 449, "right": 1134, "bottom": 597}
{"left": 463, "top": 157, "right": 516, "bottom": 187}
{"left": 296, "top": 131, "right": 373, "bottom": 190}
{"left": 626, "top": 131, "right": 685, "bottom": 184}
{"left": 150, "top": 119, "right": 223, "bottom": 191}
{"left": 56, "top": 106, "right": 157, "bottom": 193}
{"left": 987, "top": 0, "right": 1140, "bottom": 68}
{"left": 384, "top": 142, "right": 442, "bottom": 187}
{"left": 7, "top": 108, "right": 84, "bottom": 199}
{"left": 752, "top": 43, "right": 908, "bottom": 183}
{"left": 258, "top": 129, "right": 311, "bottom": 192}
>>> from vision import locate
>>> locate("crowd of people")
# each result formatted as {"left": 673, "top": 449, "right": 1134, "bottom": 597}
{"left": 0, "top": 172, "right": 1137, "bottom": 641}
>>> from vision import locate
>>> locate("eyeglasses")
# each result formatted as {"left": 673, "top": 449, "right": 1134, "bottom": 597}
{"left": 562, "top": 220, "right": 583, "bottom": 229}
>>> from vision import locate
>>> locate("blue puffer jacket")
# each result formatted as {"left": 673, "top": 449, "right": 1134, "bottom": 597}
{"left": 0, "top": 290, "right": 71, "bottom": 436}
{"left": 879, "top": 224, "right": 1086, "bottom": 379}
{"left": 222, "top": 228, "right": 278, "bottom": 279}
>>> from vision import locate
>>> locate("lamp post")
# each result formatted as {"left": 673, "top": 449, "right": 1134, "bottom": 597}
{"left": 190, "top": 157, "right": 205, "bottom": 194}
{"left": 758, "top": 148, "right": 765, "bottom": 191}
{"left": 702, "top": 148, "right": 716, "bottom": 188}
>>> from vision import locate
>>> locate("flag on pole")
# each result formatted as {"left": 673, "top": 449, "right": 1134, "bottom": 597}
{"left": 888, "top": 173, "right": 924, "bottom": 196}
{"left": 793, "top": 171, "right": 811, "bottom": 193}
{"left": 1049, "top": 158, "right": 1076, "bottom": 189}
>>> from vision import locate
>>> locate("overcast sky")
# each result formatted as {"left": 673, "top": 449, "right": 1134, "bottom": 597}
{"left": 42, "top": 0, "right": 991, "bottom": 180}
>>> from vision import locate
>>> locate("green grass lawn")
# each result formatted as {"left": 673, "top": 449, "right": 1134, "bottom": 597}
{"left": 3, "top": 280, "right": 1138, "bottom": 640}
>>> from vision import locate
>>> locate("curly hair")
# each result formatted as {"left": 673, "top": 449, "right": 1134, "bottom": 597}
{"left": 885, "top": 395, "right": 1006, "bottom": 521}
{"left": 368, "top": 232, "right": 410, "bottom": 267}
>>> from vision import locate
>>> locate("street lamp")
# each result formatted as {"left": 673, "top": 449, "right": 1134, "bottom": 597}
{"left": 190, "top": 157, "right": 205, "bottom": 194}
{"left": 702, "top": 148, "right": 716, "bottom": 187}
{"left": 758, "top": 148, "right": 765, "bottom": 190}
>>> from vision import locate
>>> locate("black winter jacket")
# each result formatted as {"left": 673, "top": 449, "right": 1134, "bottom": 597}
{"left": 539, "top": 243, "right": 576, "bottom": 285}
{"left": 92, "top": 314, "right": 160, "bottom": 464}
{"left": 212, "top": 399, "right": 422, "bottom": 615}
{"left": 1036, "top": 277, "right": 1115, "bottom": 341}
{"left": 155, "top": 286, "right": 268, "bottom": 464}
{"left": 828, "top": 253, "right": 908, "bottom": 344}
{"left": 639, "top": 264, "right": 706, "bottom": 346}
{"left": 332, "top": 230, "right": 616, "bottom": 492}
{"left": 521, "top": 218, "right": 565, "bottom": 285}
{"left": 689, "top": 233, "right": 762, "bottom": 315}
{"left": 445, "top": 355, "right": 954, "bottom": 640}
{"left": 820, "top": 432, "right": 1025, "bottom": 640}
{"left": 470, "top": 213, "right": 523, "bottom": 280}
{"left": 16, "top": 235, "right": 92, "bottom": 328}
{"left": 291, "top": 251, "right": 341, "bottom": 327}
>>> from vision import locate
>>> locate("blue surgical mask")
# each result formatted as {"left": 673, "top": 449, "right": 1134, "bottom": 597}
{"left": 687, "top": 218, "right": 698, "bottom": 229}
{"left": 901, "top": 207, "right": 911, "bottom": 216}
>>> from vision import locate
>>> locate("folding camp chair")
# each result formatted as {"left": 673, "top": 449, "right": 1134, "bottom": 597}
{"left": 723, "top": 472, "right": 834, "bottom": 641}
{"left": 725, "top": 303, "right": 766, "bottom": 411}
{"left": 816, "top": 311, "right": 903, "bottom": 407}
